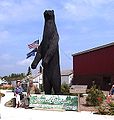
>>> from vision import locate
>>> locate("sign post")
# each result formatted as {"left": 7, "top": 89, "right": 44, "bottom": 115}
{"left": 70, "top": 85, "right": 87, "bottom": 112}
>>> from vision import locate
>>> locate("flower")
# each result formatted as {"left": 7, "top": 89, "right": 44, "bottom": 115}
{"left": 97, "top": 97, "right": 102, "bottom": 102}
{"left": 106, "top": 95, "right": 112, "bottom": 104}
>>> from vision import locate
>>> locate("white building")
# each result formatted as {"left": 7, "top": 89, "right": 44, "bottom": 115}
{"left": 31, "top": 69, "right": 73, "bottom": 89}
{"left": 32, "top": 73, "right": 43, "bottom": 88}
{"left": 61, "top": 70, "right": 73, "bottom": 85}
{"left": 0, "top": 78, "right": 8, "bottom": 85}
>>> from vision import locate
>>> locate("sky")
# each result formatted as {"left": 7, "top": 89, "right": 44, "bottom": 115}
{"left": 0, "top": 0, "right": 114, "bottom": 76}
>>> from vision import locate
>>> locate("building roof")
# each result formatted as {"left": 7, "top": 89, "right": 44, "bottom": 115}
{"left": 61, "top": 70, "right": 73, "bottom": 76}
{"left": 72, "top": 42, "right": 114, "bottom": 56}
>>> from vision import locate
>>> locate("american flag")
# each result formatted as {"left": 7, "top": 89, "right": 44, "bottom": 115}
{"left": 28, "top": 40, "right": 39, "bottom": 49}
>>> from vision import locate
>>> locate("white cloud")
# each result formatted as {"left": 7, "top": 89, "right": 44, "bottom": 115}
{"left": 63, "top": 1, "right": 95, "bottom": 21}
{"left": 0, "top": 63, "right": 15, "bottom": 74}
{"left": 63, "top": 0, "right": 114, "bottom": 21}
{"left": 0, "top": 0, "right": 114, "bottom": 24}
{"left": 80, "top": 26, "right": 91, "bottom": 33}
{"left": 84, "top": 0, "right": 114, "bottom": 7}
{"left": 17, "top": 59, "right": 32, "bottom": 66}
{"left": 0, "top": 30, "right": 10, "bottom": 44}
{"left": 1, "top": 64, "right": 13, "bottom": 69}
{"left": 0, "top": 53, "right": 12, "bottom": 61}
{"left": 0, "top": 0, "right": 47, "bottom": 24}
{"left": 0, "top": 0, "right": 12, "bottom": 7}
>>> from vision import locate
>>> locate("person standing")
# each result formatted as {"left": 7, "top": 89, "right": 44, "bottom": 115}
{"left": 109, "top": 85, "right": 114, "bottom": 95}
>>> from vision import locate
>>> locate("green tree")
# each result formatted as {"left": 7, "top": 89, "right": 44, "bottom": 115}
{"left": 86, "top": 85, "right": 105, "bottom": 106}
{"left": 2, "top": 73, "right": 26, "bottom": 82}
{"left": 27, "top": 66, "right": 32, "bottom": 76}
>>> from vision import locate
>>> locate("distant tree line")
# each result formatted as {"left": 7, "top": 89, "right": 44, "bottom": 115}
{"left": 2, "top": 73, "right": 26, "bottom": 82}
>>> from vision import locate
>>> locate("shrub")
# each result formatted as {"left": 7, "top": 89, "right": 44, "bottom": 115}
{"left": 0, "top": 84, "right": 14, "bottom": 90}
{"left": 61, "top": 83, "right": 70, "bottom": 95}
{"left": 86, "top": 85, "right": 105, "bottom": 106}
{"left": 97, "top": 95, "right": 114, "bottom": 115}
{"left": 108, "top": 101, "right": 114, "bottom": 115}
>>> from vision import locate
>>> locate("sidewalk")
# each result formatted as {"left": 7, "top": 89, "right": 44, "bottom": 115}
{"left": 1, "top": 90, "right": 114, "bottom": 120}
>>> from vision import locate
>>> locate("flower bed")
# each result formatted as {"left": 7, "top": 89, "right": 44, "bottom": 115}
{"left": 86, "top": 85, "right": 105, "bottom": 106}
{"left": 97, "top": 95, "right": 114, "bottom": 115}
{"left": 0, "top": 84, "right": 14, "bottom": 90}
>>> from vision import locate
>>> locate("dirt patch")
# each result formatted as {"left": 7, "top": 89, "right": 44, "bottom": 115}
{"left": 79, "top": 96, "right": 97, "bottom": 112}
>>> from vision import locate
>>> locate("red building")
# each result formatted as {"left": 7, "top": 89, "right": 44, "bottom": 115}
{"left": 72, "top": 42, "right": 114, "bottom": 91}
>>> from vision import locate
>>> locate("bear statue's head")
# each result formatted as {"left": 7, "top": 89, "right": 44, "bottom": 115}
{"left": 44, "top": 10, "right": 55, "bottom": 21}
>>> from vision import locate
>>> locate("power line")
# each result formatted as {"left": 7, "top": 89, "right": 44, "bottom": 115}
{"left": 60, "top": 47, "right": 72, "bottom": 64}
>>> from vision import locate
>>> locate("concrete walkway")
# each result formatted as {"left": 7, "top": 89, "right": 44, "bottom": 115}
{"left": 0, "top": 90, "right": 114, "bottom": 120}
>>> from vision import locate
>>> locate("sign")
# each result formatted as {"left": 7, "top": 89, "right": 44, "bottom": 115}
{"left": 70, "top": 85, "right": 87, "bottom": 94}
{"left": 70, "top": 85, "right": 87, "bottom": 111}
{"left": 29, "top": 94, "right": 78, "bottom": 111}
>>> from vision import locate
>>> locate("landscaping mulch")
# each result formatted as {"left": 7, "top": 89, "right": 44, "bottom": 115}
{"left": 80, "top": 96, "right": 97, "bottom": 112}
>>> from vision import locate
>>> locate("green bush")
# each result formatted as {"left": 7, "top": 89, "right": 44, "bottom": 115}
{"left": 97, "top": 104, "right": 109, "bottom": 115}
{"left": 0, "top": 85, "right": 14, "bottom": 90}
{"left": 108, "top": 102, "right": 114, "bottom": 115}
{"left": 97, "top": 95, "right": 114, "bottom": 115}
{"left": 86, "top": 85, "right": 105, "bottom": 106}
{"left": 61, "top": 83, "right": 70, "bottom": 95}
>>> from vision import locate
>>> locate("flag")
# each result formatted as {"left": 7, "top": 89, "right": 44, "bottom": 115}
{"left": 28, "top": 40, "right": 39, "bottom": 49}
{"left": 26, "top": 48, "right": 37, "bottom": 59}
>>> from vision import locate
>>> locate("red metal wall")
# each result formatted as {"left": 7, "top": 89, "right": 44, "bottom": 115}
{"left": 73, "top": 45, "right": 114, "bottom": 76}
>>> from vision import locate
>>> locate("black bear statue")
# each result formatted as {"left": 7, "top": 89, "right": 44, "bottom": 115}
{"left": 31, "top": 10, "right": 61, "bottom": 95}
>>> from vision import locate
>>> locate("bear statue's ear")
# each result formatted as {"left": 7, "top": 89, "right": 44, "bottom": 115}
{"left": 44, "top": 10, "right": 47, "bottom": 14}
{"left": 52, "top": 10, "right": 54, "bottom": 13}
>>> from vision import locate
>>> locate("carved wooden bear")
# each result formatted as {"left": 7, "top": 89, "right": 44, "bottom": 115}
{"left": 31, "top": 10, "right": 61, "bottom": 95}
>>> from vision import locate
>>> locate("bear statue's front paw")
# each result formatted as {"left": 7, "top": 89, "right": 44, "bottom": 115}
{"left": 31, "top": 63, "right": 36, "bottom": 69}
